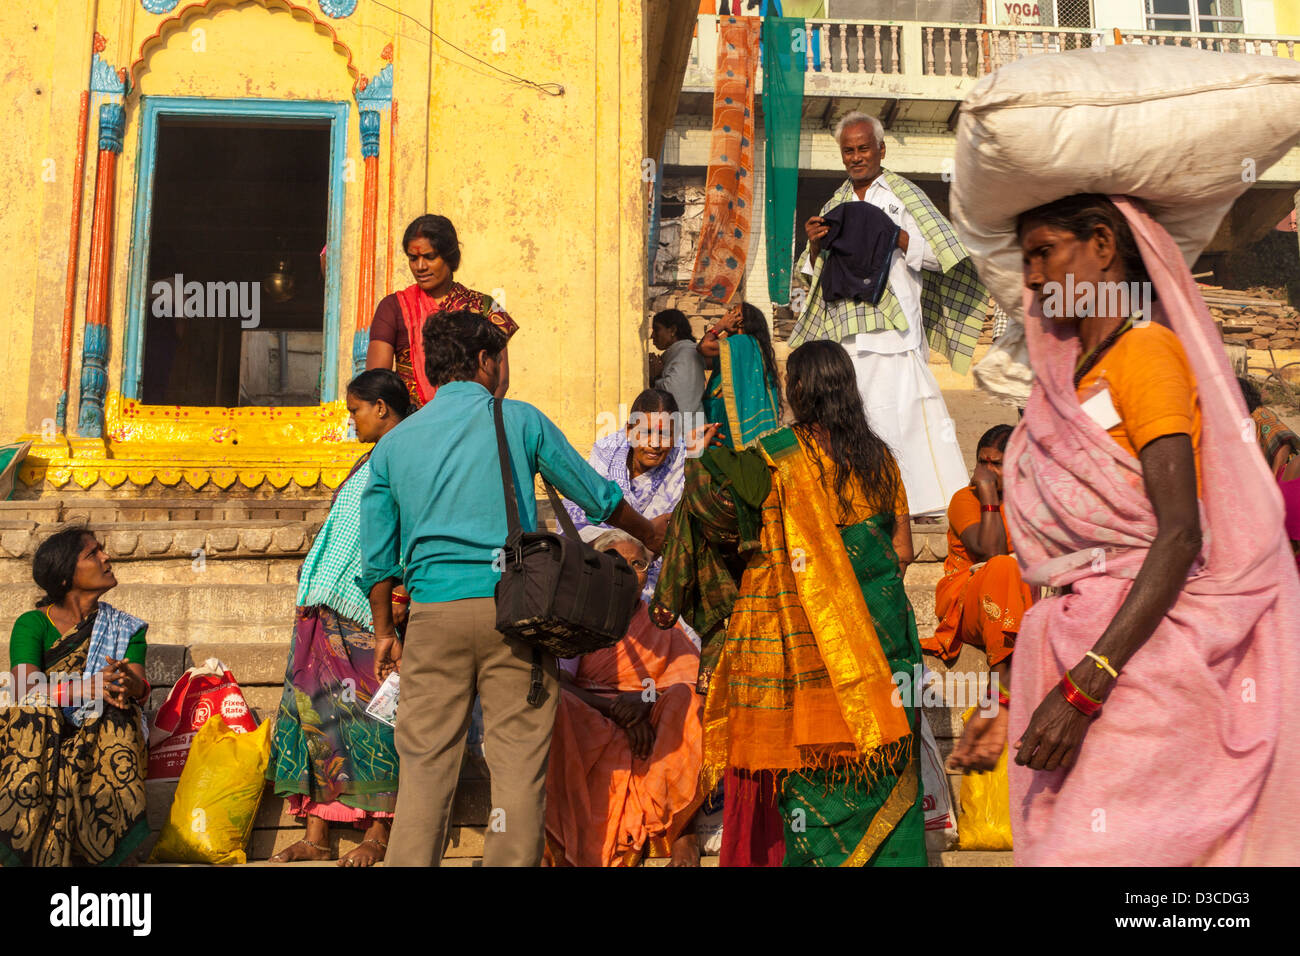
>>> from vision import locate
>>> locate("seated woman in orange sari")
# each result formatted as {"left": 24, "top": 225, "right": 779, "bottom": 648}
{"left": 544, "top": 530, "right": 705, "bottom": 867}
{"left": 926, "top": 424, "right": 1032, "bottom": 770}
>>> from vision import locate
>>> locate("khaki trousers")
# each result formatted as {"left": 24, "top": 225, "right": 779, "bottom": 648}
{"left": 385, "top": 597, "right": 558, "bottom": 867}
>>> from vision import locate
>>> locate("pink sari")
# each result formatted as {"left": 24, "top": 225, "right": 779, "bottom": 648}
{"left": 1003, "top": 198, "right": 1300, "bottom": 866}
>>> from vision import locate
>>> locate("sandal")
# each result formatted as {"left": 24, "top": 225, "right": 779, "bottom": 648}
{"left": 269, "top": 838, "right": 331, "bottom": 863}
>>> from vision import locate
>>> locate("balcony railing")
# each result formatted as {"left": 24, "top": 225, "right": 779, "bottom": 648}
{"left": 1120, "top": 29, "right": 1298, "bottom": 58}
{"left": 916, "top": 23, "right": 1104, "bottom": 77}
{"left": 687, "top": 14, "right": 1299, "bottom": 86}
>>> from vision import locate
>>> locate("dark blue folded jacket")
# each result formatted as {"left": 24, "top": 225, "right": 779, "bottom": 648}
{"left": 818, "top": 201, "right": 900, "bottom": 306}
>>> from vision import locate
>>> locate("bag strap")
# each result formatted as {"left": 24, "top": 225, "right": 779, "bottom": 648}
{"left": 527, "top": 646, "right": 544, "bottom": 708}
{"left": 493, "top": 397, "right": 523, "bottom": 549}
{"left": 494, "top": 395, "right": 593, "bottom": 544}
{"left": 542, "top": 480, "right": 585, "bottom": 541}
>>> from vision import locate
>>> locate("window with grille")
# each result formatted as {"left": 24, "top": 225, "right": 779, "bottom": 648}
{"left": 1145, "top": 0, "right": 1244, "bottom": 33}
{"left": 1041, "top": 0, "right": 1094, "bottom": 28}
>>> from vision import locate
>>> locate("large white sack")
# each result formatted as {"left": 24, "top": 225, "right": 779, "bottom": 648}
{"left": 950, "top": 45, "right": 1300, "bottom": 402}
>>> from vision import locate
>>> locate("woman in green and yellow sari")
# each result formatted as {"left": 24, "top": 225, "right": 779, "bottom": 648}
{"left": 698, "top": 302, "right": 782, "bottom": 449}
{"left": 1, "top": 527, "right": 151, "bottom": 867}
{"left": 702, "top": 339, "right": 926, "bottom": 866}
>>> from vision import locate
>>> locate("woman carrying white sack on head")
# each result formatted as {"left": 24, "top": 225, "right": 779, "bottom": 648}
{"left": 950, "top": 43, "right": 1300, "bottom": 866}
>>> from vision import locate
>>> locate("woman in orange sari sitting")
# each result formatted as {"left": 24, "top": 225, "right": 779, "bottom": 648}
{"left": 544, "top": 530, "right": 705, "bottom": 867}
{"left": 366, "top": 214, "right": 517, "bottom": 409}
{"left": 926, "top": 424, "right": 1032, "bottom": 770}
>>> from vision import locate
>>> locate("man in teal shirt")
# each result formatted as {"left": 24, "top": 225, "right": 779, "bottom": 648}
{"left": 360, "top": 310, "right": 667, "bottom": 867}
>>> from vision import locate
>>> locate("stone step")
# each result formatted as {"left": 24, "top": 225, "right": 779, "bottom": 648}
{"left": 0, "top": 497, "right": 333, "bottom": 524}
{"left": 146, "top": 848, "right": 730, "bottom": 867}
{"left": 0, "top": 520, "right": 322, "bottom": 561}
{"left": 904, "top": 560, "right": 944, "bottom": 636}
{"left": 140, "top": 759, "right": 1006, "bottom": 865}
{"left": 932, "top": 850, "right": 1014, "bottom": 867}
{"left": 0, "top": 555, "right": 304, "bottom": 586}
{"left": 186, "top": 642, "right": 291, "bottom": 685}
{"left": 0, "top": 583, "right": 298, "bottom": 638}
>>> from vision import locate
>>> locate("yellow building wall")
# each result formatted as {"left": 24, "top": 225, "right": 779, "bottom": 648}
{"left": 1279, "top": 6, "right": 1300, "bottom": 35}
{"left": 0, "top": 0, "right": 650, "bottom": 492}
{"left": 420, "top": 0, "right": 646, "bottom": 442}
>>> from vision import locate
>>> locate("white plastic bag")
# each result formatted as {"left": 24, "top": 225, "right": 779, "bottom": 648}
{"left": 972, "top": 321, "right": 1033, "bottom": 407}
{"left": 919, "top": 705, "right": 958, "bottom": 849}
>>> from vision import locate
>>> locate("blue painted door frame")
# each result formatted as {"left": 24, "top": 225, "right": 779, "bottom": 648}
{"left": 122, "top": 96, "right": 350, "bottom": 404}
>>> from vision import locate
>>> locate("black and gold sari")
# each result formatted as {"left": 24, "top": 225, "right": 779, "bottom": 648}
{"left": 0, "top": 617, "right": 149, "bottom": 867}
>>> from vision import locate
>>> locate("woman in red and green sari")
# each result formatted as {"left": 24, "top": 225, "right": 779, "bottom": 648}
{"left": 702, "top": 339, "right": 926, "bottom": 866}
{"left": 1, "top": 527, "right": 151, "bottom": 867}
{"left": 366, "top": 214, "right": 518, "bottom": 409}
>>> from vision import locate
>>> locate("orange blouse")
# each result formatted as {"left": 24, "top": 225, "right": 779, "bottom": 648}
{"left": 1075, "top": 322, "right": 1203, "bottom": 492}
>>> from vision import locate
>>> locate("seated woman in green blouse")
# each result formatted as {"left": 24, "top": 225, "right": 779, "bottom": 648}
{"left": 0, "top": 526, "right": 151, "bottom": 866}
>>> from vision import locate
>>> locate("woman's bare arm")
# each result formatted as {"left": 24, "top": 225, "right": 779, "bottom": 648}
{"left": 959, "top": 514, "right": 1009, "bottom": 563}
{"left": 1015, "top": 434, "right": 1201, "bottom": 772}
{"left": 893, "top": 512, "right": 914, "bottom": 579}
{"left": 698, "top": 330, "right": 722, "bottom": 360}
{"left": 1071, "top": 433, "right": 1201, "bottom": 699}
{"left": 557, "top": 670, "right": 615, "bottom": 718}
{"left": 366, "top": 339, "right": 395, "bottom": 372}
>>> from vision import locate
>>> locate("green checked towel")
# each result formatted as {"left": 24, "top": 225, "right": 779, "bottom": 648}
{"left": 790, "top": 170, "right": 988, "bottom": 375}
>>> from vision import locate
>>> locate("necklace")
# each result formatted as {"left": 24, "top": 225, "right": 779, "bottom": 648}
{"left": 1073, "top": 314, "right": 1138, "bottom": 390}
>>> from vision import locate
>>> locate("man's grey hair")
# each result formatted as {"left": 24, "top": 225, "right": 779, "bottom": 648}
{"left": 589, "top": 528, "right": 650, "bottom": 562}
{"left": 834, "top": 111, "right": 884, "bottom": 147}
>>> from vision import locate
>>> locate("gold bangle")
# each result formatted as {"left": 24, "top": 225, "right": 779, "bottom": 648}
{"left": 1084, "top": 651, "right": 1118, "bottom": 679}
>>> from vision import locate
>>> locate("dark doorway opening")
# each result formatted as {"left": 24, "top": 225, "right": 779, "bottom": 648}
{"left": 141, "top": 118, "right": 330, "bottom": 407}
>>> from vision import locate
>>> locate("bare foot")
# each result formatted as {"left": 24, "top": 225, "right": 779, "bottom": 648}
{"left": 338, "top": 838, "right": 387, "bottom": 868}
{"left": 666, "top": 832, "right": 700, "bottom": 867}
{"left": 269, "top": 839, "right": 331, "bottom": 863}
{"left": 339, "top": 820, "right": 389, "bottom": 868}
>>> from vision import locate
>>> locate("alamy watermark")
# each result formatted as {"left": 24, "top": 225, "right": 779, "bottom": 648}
{"left": 1, "top": 670, "right": 106, "bottom": 720}
{"left": 151, "top": 273, "right": 260, "bottom": 329}
{"left": 1041, "top": 274, "right": 1152, "bottom": 324}
{"left": 891, "top": 663, "right": 1001, "bottom": 717}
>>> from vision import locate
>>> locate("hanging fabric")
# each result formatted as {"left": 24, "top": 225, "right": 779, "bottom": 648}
{"left": 760, "top": 13, "right": 804, "bottom": 305}
{"left": 647, "top": 145, "right": 664, "bottom": 285}
{"left": 689, "top": 15, "right": 762, "bottom": 304}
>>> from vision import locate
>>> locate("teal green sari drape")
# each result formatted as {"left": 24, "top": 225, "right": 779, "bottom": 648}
{"left": 702, "top": 334, "right": 780, "bottom": 450}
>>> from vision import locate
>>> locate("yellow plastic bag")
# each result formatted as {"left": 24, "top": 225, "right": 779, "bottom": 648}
{"left": 956, "top": 707, "right": 1013, "bottom": 851}
{"left": 149, "top": 716, "right": 272, "bottom": 865}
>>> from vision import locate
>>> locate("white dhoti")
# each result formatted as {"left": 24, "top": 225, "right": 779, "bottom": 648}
{"left": 844, "top": 337, "right": 968, "bottom": 517}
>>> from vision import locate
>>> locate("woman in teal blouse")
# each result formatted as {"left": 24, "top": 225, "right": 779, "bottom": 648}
{"left": 267, "top": 369, "right": 410, "bottom": 867}
{"left": 1, "top": 527, "right": 151, "bottom": 866}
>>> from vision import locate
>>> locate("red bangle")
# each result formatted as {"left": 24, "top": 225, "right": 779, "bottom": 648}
{"left": 981, "top": 504, "right": 1000, "bottom": 512}
{"left": 997, "top": 689, "right": 1011, "bottom": 706}
{"left": 1058, "top": 673, "right": 1102, "bottom": 717}
{"left": 390, "top": 593, "right": 410, "bottom": 605}
{"left": 132, "top": 678, "right": 152, "bottom": 705}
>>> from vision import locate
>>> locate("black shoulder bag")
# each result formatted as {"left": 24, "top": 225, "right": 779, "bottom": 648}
{"left": 492, "top": 399, "right": 641, "bottom": 705}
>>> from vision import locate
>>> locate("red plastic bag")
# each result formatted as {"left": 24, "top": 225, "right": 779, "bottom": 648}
{"left": 147, "top": 658, "right": 258, "bottom": 782}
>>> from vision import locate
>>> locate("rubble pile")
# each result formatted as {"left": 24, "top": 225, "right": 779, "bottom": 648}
{"left": 1203, "top": 285, "right": 1299, "bottom": 351}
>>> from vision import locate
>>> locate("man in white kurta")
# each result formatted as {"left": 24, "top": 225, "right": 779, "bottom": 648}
{"left": 792, "top": 113, "right": 982, "bottom": 518}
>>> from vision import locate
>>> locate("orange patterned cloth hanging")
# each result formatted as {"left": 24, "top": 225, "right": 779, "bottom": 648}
{"left": 689, "top": 16, "right": 760, "bottom": 305}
